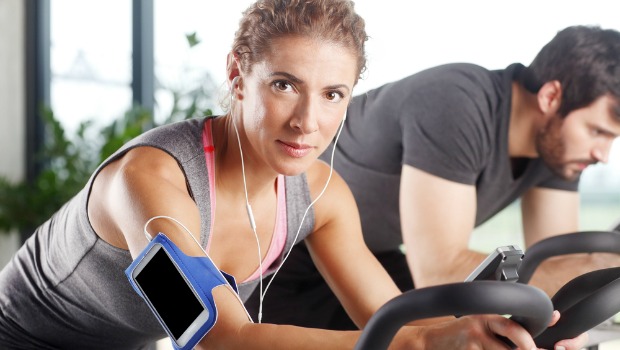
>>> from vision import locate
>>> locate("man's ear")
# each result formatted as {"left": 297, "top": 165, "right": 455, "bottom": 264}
{"left": 537, "top": 80, "right": 562, "bottom": 116}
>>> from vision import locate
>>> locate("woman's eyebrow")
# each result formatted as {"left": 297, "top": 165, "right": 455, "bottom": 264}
{"left": 269, "top": 71, "right": 303, "bottom": 84}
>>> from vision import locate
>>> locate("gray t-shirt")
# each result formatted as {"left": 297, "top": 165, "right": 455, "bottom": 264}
{"left": 321, "top": 63, "right": 578, "bottom": 252}
{"left": 0, "top": 117, "right": 315, "bottom": 349}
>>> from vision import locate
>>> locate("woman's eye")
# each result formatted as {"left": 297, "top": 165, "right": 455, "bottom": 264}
{"left": 273, "top": 81, "right": 292, "bottom": 92}
{"left": 326, "top": 91, "right": 344, "bottom": 102}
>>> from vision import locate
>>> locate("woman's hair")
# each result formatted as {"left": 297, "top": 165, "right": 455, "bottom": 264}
{"left": 232, "top": 0, "right": 368, "bottom": 82}
{"left": 527, "top": 25, "right": 620, "bottom": 118}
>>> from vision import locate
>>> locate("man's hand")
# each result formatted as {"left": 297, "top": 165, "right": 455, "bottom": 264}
{"left": 542, "top": 310, "right": 589, "bottom": 350}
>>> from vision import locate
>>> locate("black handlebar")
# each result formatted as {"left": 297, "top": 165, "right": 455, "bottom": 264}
{"left": 354, "top": 281, "right": 553, "bottom": 350}
{"left": 534, "top": 267, "right": 620, "bottom": 349}
{"left": 356, "top": 231, "right": 620, "bottom": 350}
{"left": 515, "top": 230, "right": 620, "bottom": 348}
{"left": 518, "top": 231, "right": 620, "bottom": 284}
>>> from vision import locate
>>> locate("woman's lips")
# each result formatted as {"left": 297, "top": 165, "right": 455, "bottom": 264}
{"left": 278, "top": 140, "right": 313, "bottom": 158}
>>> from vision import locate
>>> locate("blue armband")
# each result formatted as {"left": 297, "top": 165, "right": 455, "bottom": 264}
{"left": 125, "top": 233, "right": 238, "bottom": 350}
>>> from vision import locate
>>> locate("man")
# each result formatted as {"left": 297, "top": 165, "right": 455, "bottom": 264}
{"left": 247, "top": 25, "right": 620, "bottom": 330}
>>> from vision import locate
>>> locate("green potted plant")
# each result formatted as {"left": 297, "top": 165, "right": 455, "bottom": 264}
{"left": 0, "top": 33, "right": 215, "bottom": 237}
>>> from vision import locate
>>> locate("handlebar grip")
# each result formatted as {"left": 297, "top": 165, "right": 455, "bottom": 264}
{"left": 518, "top": 231, "right": 620, "bottom": 284}
{"left": 534, "top": 267, "right": 620, "bottom": 349}
{"left": 354, "top": 281, "right": 553, "bottom": 350}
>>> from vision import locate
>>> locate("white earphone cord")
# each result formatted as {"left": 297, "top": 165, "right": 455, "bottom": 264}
{"left": 143, "top": 109, "right": 346, "bottom": 324}
{"left": 231, "top": 114, "right": 265, "bottom": 323}
{"left": 259, "top": 113, "right": 346, "bottom": 322}
{"left": 232, "top": 109, "right": 346, "bottom": 323}
{"left": 214, "top": 76, "right": 345, "bottom": 323}
{"left": 230, "top": 78, "right": 266, "bottom": 322}
{"left": 143, "top": 215, "right": 198, "bottom": 246}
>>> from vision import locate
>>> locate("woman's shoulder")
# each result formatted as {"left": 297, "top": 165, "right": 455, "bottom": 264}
{"left": 125, "top": 117, "right": 207, "bottom": 152}
{"left": 305, "top": 159, "right": 355, "bottom": 207}
{"left": 95, "top": 117, "right": 210, "bottom": 178}
{"left": 299, "top": 159, "right": 360, "bottom": 237}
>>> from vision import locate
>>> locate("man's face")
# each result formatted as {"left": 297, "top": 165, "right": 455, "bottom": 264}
{"left": 536, "top": 94, "right": 620, "bottom": 181}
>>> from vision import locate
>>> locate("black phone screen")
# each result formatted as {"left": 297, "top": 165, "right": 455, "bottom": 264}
{"left": 135, "top": 248, "right": 205, "bottom": 339}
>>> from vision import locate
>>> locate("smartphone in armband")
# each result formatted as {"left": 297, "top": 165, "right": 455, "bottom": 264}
{"left": 126, "top": 233, "right": 231, "bottom": 350}
{"left": 464, "top": 245, "right": 524, "bottom": 283}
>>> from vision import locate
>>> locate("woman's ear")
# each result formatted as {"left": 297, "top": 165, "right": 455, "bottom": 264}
{"left": 226, "top": 52, "right": 241, "bottom": 84}
{"left": 537, "top": 80, "right": 562, "bottom": 116}
{"left": 226, "top": 52, "right": 243, "bottom": 99}
{"left": 231, "top": 76, "right": 242, "bottom": 99}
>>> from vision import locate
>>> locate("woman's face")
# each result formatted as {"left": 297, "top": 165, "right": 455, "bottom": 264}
{"left": 236, "top": 35, "right": 358, "bottom": 176}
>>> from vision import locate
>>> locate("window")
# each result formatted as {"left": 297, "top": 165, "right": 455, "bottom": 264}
{"left": 50, "top": 0, "right": 132, "bottom": 134}
{"left": 153, "top": 0, "right": 254, "bottom": 122}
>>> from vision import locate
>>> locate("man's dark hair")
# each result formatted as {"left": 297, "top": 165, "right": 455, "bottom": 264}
{"left": 527, "top": 25, "right": 620, "bottom": 118}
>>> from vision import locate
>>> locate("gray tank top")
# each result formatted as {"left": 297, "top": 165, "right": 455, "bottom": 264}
{"left": 0, "top": 117, "right": 315, "bottom": 349}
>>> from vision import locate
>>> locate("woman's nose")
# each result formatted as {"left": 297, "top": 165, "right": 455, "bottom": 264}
{"left": 290, "top": 101, "right": 319, "bottom": 134}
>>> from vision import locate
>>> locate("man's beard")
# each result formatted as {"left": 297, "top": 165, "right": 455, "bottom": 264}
{"left": 535, "top": 116, "right": 589, "bottom": 181}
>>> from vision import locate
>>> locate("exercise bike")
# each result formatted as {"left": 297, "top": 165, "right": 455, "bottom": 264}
{"left": 356, "top": 229, "right": 620, "bottom": 350}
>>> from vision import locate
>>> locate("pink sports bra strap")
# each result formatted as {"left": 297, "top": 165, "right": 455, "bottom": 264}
{"left": 201, "top": 118, "right": 288, "bottom": 282}
{"left": 202, "top": 118, "right": 217, "bottom": 252}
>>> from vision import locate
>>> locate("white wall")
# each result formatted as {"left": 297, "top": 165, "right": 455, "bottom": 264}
{"left": 0, "top": 0, "right": 26, "bottom": 268}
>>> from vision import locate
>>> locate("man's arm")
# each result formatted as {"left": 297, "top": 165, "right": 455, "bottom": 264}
{"left": 399, "top": 165, "right": 488, "bottom": 288}
{"left": 521, "top": 187, "right": 620, "bottom": 296}
{"left": 521, "top": 187, "right": 580, "bottom": 247}
{"left": 299, "top": 161, "right": 554, "bottom": 350}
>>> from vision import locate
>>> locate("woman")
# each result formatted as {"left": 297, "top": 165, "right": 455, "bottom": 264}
{"left": 0, "top": 0, "right": 586, "bottom": 349}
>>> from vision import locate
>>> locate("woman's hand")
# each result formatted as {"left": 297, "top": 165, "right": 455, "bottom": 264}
{"left": 391, "top": 314, "right": 538, "bottom": 350}
{"left": 390, "top": 311, "right": 589, "bottom": 350}
{"left": 546, "top": 310, "right": 589, "bottom": 350}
